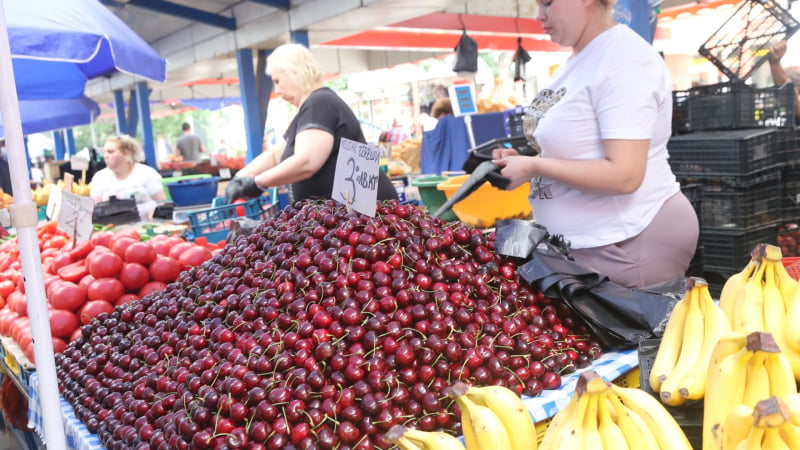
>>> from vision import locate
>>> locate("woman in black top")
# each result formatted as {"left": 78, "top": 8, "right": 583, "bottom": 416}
{"left": 225, "top": 43, "right": 398, "bottom": 204}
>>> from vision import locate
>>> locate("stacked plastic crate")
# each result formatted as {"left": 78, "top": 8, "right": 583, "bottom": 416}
{"left": 667, "top": 82, "right": 797, "bottom": 288}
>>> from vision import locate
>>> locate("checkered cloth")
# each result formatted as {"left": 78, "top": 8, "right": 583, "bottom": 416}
{"left": 27, "top": 349, "right": 637, "bottom": 449}
{"left": 28, "top": 371, "right": 103, "bottom": 450}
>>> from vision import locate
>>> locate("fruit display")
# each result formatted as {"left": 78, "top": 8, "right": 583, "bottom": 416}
{"left": 386, "top": 424, "right": 466, "bottom": 450}
{"left": 31, "top": 179, "right": 91, "bottom": 207}
{"left": 0, "top": 221, "right": 217, "bottom": 363}
{"left": 703, "top": 332, "right": 797, "bottom": 449}
{"left": 391, "top": 138, "right": 422, "bottom": 173}
{"left": 0, "top": 188, "right": 12, "bottom": 209}
{"left": 720, "top": 396, "right": 800, "bottom": 449}
{"left": 540, "top": 370, "right": 691, "bottom": 449}
{"left": 718, "top": 244, "right": 800, "bottom": 378}
{"left": 648, "top": 277, "right": 731, "bottom": 406}
{"left": 778, "top": 223, "right": 799, "bottom": 257}
{"left": 52, "top": 199, "right": 602, "bottom": 449}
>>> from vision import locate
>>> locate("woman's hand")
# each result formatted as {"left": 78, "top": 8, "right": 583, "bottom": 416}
{"left": 492, "top": 151, "right": 536, "bottom": 191}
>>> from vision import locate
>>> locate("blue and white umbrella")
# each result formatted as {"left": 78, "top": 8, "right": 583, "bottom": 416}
{"left": 0, "top": 95, "right": 101, "bottom": 138}
{"left": 0, "top": 2, "right": 166, "bottom": 448}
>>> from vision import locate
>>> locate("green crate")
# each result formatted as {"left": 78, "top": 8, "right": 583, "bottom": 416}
{"left": 411, "top": 175, "right": 458, "bottom": 221}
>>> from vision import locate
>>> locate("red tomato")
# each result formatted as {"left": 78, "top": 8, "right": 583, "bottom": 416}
{"left": 69, "top": 327, "right": 83, "bottom": 343}
{"left": 0, "top": 280, "right": 14, "bottom": 298}
{"left": 149, "top": 256, "right": 181, "bottom": 283}
{"left": 168, "top": 242, "right": 195, "bottom": 260}
{"left": 150, "top": 240, "right": 171, "bottom": 256}
{"left": 17, "top": 329, "right": 33, "bottom": 356}
{"left": 49, "top": 281, "right": 87, "bottom": 312}
{"left": 79, "top": 300, "right": 115, "bottom": 325}
{"left": 87, "top": 278, "right": 125, "bottom": 302}
{"left": 177, "top": 246, "right": 212, "bottom": 269}
{"left": 7, "top": 291, "right": 26, "bottom": 316}
{"left": 23, "top": 340, "right": 34, "bottom": 364}
{"left": 45, "top": 235, "right": 68, "bottom": 250}
{"left": 57, "top": 260, "right": 89, "bottom": 283}
{"left": 49, "top": 309, "right": 79, "bottom": 338}
{"left": 110, "top": 236, "right": 138, "bottom": 259}
{"left": 52, "top": 337, "right": 67, "bottom": 354}
{"left": 50, "top": 253, "right": 73, "bottom": 274}
{"left": 116, "top": 229, "right": 141, "bottom": 241}
{"left": 90, "top": 231, "right": 114, "bottom": 249}
{"left": 138, "top": 281, "right": 166, "bottom": 298}
{"left": 0, "top": 311, "right": 18, "bottom": 336}
{"left": 78, "top": 274, "right": 95, "bottom": 292}
{"left": 118, "top": 262, "right": 150, "bottom": 292}
{"left": 124, "top": 242, "right": 157, "bottom": 266}
{"left": 165, "top": 236, "right": 186, "bottom": 247}
{"left": 68, "top": 240, "right": 95, "bottom": 261}
{"left": 86, "top": 250, "right": 124, "bottom": 279}
{"left": 10, "top": 316, "right": 30, "bottom": 343}
{"left": 114, "top": 293, "right": 139, "bottom": 307}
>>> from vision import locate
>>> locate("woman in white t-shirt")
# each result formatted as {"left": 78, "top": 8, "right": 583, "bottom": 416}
{"left": 90, "top": 135, "right": 166, "bottom": 221}
{"left": 493, "top": 0, "right": 699, "bottom": 288}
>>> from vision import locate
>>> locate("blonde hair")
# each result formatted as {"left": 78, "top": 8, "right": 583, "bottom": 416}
{"left": 266, "top": 43, "right": 324, "bottom": 95}
{"left": 106, "top": 135, "right": 143, "bottom": 164}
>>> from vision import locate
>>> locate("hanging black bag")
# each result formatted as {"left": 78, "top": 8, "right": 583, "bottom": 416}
{"left": 452, "top": 30, "right": 478, "bottom": 73}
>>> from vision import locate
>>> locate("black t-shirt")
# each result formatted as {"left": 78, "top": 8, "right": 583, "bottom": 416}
{"left": 281, "top": 87, "right": 398, "bottom": 203}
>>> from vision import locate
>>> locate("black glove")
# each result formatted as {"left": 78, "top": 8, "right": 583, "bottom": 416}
{"left": 224, "top": 176, "right": 265, "bottom": 204}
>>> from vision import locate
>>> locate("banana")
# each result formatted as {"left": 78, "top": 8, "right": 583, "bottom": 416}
{"left": 764, "top": 427, "right": 791, "bottom": 450}
{"left": 743, "top": 351, "right": 772, "bottom": 407}
{"left": 402, "top": 428, "right": 466, "bottom": 450}
{"left": 708, "top": 331, "right": 749, "bottom": 381}
{"left": 605, "top": 390, "right": 657, "bottom": 449}
{"left": 761, "top": 259, "right": 800, "bottom": 380}
{"left": 539, "top": 389, "right": 590, "bottom": 450}
{"left": 703, "top": 347, "right": 751, "bottom": 450}
{"left": 609, "top": 383, "right": 692, "bottom": 449}
{"left": 778, "top": 420, "right": 800, "bottom": 448}
{"left": 722, "top": 403, "right": 755, "bottom": 450}
{"left": 452, "top": 389, "right": 512, "bottom": 450}
{"left": 784, "top": 293, "right": 800, "bottom": 355}
{"left": 649, "top": 292, "right": 690, "bottom": 393}
{"left": 581, "top": 394, "right": 603, "bottom": 450}
{"left": 680, "top": 279, "right": 732, "bottom": 400}
{"left": 385, "top": 426, "right": 428, "bottom": 450}
{"left": 597, "top": 392, "right": 629, "bottom": 450}
{"left": 396, "top": 436, "right": 426, "bottom": 450}
{"left": 660, "top": 286, "right": 704, "bottom": 406}
{"left": 764, "top": 244, "right": 799, "bottom": 308}
{"left": 765, "top": 352, "right": 798, "bottom": 399}
{"left": 720, "top": 256, "right": 758, "bottom": 322}
{"left": 732, "top": 253, "right": 767, "bottom": 333}
{"left": 465, "top": 385, "right": 537, "bottom": 450}
{"left": 783, "top": 393, "right": 800, "bottom": 427}
{"left": 735, "top": 427, "right": 764, "bottom": 450}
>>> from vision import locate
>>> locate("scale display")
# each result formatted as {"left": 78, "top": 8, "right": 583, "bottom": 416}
{"left": 449, "top": 84, "right": 477, "bottom": 116}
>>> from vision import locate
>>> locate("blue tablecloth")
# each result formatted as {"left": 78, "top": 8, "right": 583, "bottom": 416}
{"left": 28, "top": 349, "right": 638, "bottom": 449}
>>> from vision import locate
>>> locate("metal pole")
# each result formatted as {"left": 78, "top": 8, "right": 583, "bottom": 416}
{"left": 0, "top": 1, "right": 68, "bottom": 448}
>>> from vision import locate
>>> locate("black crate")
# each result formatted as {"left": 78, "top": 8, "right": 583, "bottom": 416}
{"left": 775, "top": 127, "right": 800, "bottom": 164}
{"left": 687, "top": 82, "right": 795, "bottom": 131}
{"left": 702, "top": 223, "right": 778, "bottom": 276}
{"left": 783, "top": 164, "right": 800, "bottom": 222}
{"left": 701, "top": 170, "right": 782, "bottom": 229}
{"left": 638, "top": 339, "right": 703, "bottom": 450}
{"left": 669, "top": 128, "right": 778, "bottom": 180}
{"left": 673, "top": 90, "right": 691, "bottom": 135}
{"left": 681, "top": 183, "right": 704, "bottom": 277}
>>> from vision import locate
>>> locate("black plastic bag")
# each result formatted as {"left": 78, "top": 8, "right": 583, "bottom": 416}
{"left": 452, "top": 30, "right": 478, "bottom": 73}
{"left": 513, "top": 37, "right": 531, "bottom": 82}
{"left": 495, "top": 220, "right": 679, "bottom": 350}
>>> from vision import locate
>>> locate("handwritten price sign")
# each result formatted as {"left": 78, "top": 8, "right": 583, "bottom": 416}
{"left": 57, "top": 191, "right": 95, "bottom": 242}
{"left": 332, "top": 138, "right": 381, "bottom": 217}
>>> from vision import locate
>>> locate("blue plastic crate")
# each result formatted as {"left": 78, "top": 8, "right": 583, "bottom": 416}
{"left": 186, "top": 192, "right": 280, "bottom": 243}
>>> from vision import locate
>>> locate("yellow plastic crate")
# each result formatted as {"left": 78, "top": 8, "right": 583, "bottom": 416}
{"left": 436, "top": 175, "right": 532, "bottom": 228}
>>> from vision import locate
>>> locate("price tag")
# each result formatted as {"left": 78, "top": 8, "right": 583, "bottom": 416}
{"left": 332, "top": 138, "right": 381, "bottom": 217}
{"left": 57, "top": 191, "right": 95, "bottom": 242}
{"left": 219, "top": 168, "right": 231, "bottom": 180}
{"left": 448, "top": 83, "right": 478, "bottom": 116}
{"left": 70, "top": 156, "right": 89, "bottom": 172}
{"left": 46, "top": 187, "right": 62, "bottom": 221}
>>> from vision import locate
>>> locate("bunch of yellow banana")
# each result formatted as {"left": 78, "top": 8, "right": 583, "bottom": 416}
{"left": 448, "top": 381, "right": 537, "bottom": 450}
{"left": 540, "top": 370, "right": 691, "bottom": 450}
{"left": 648, "top": 276, "right": 731, "bottom": 406}
{"left": 720, "top": 396, "right": 800, "bottom": 449}
{"left": 719, "top": 243, "right": 800, "bottom": 379}
{"left": 702, "top": 331, "right": 798, "bottom": 450}
{"left": 385, "top": 425, "right": 466, "bottom": 450}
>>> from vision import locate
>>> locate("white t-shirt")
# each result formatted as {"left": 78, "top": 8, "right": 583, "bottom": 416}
{"left": 530, "top": 24, "right": 679, "bottom": 249}
{"left": 90, "top": 164, "right": 163, "bottom": 220}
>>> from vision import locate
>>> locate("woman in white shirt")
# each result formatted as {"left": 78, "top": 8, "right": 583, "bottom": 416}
{"left": 90, "top": 135, "right": 166, "bottom": 221}
{"left": 493, "top": 0, "right": 699, "bottom": 288}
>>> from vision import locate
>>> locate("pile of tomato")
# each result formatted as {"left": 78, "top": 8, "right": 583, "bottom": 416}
{"left": 0, "top": 221, "right": 221, "bottom": 363}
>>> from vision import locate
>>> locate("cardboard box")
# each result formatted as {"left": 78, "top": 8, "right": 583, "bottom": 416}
{"left": 44, "top": 160, "right": 67, "bottom": 181}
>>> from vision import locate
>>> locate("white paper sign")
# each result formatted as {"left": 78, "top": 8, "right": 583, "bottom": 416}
{"left": 218, "top": 168, "right": 231, "bottom": 180}
{"left": 332, "top": 138, "right": 381, "bottom": 217}
{"left": 70, "top": 156, "right": 89, "bottom": 171}
{"left": 46, "top": 187, "right": 62, "bottom": 221}
{"left": 57, "top": 191, "right": 95, "bottom": 242}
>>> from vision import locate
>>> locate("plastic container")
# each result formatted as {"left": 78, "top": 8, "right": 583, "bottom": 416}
{"left": 686, "top": 82, "right": 795, "bottom": 131}
{"left": 436, "top": 175, "right": 532, "bottom": 228}
{"left": 411, "top": 175, "right": 458, "bottom": 221}
{"left": 161, "top": 174, "right": 211, "bottom": 201}
{"left": 186, "top": 195, "right": 280, "bottom": 243}
{"left": 166, "top": 176, "right": 219, "bottom": 207}
{"left": 668, "top": 128, "right": 779, "bottom": 181}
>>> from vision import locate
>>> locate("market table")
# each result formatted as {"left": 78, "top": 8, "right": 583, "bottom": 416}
{"left": 23, "top": 348, "right": 638, "bottom": 449}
